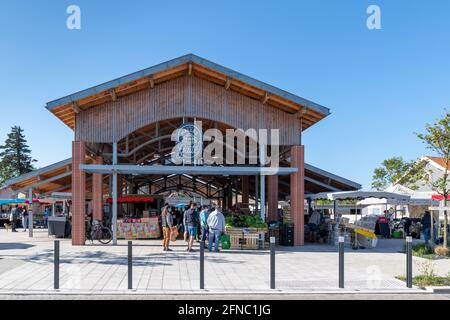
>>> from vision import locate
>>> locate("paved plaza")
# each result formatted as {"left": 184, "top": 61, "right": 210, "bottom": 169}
{"left": 0, "top": 229, "right": 449, "bottom": 296}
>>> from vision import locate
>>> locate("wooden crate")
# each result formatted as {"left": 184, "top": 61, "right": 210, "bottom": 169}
{"left": 226, "top": 227, "right": 266, "bottom": 250}
{"left": 242, "top": 233, "right": 260, "bottom": 250}
{"left": 230, "top": 233, "right": 244, "bottom": 250}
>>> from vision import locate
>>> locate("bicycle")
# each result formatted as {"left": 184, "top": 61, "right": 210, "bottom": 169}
{"left": 86, "top": 220, "right": 113, "bottom": 245}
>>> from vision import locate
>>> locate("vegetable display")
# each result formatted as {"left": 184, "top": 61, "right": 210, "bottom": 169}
{"left": 225, "top": 215, "right": 267, "bottom": 228}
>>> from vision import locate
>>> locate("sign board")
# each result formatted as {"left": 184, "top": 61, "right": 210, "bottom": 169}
{"left": 173, "top": 123, "right": 203, "bottom": 165}
{"left": 428, "top": 207, "right": 450, "bottom": 211}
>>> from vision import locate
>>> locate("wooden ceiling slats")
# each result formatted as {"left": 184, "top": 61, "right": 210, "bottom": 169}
{"left": 49, "top": 62, "right": 327, "bottom": 134}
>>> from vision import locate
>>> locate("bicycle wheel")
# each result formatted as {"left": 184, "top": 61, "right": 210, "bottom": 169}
{"left": 98, "top": 227, "right": 112, "bottom": 244}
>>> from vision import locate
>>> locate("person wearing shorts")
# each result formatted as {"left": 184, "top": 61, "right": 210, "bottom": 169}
{"left": 184, "top": 203, "right": 199, "bottom": 252}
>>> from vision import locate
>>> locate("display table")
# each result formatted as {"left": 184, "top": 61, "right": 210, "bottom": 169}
{"left": 117, "top": 217, "right": 161, "bottom": 239}
{"left": 226, "top": 227, "right": 267, "bottom": 250}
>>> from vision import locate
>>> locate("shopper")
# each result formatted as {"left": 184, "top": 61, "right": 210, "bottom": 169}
{"left": 9, "top": 205, "right": 20, "bottom": 232}
{"left": 22, "top": 208, "right": 29, "bottom": 232}
{"left": 200, "top": 205, "right": 210, "bottom": 243}
{"left": 421, "top": 211, "right": 436, "bottom": 245}
{"left": 207, "top": 206, "right": 225, "bottom": 252}
{"left": 184, "top": 202, "right": 199, "bottom": 252}
{"left": 161, "top": 203, "right": 173, "bottom": 251}
{"left": 44, "top": 207, "right": 50, "bottom": 227}
{"left": 183, "top": 202, "right": 192, "bottom": 242}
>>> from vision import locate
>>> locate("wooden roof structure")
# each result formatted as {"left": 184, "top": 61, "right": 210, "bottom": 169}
{"left": 46, "top": 54, "right": 330, "bottom": 131}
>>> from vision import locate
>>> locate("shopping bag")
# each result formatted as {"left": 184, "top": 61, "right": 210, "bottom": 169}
{"left": 170, "top": 226, "right": 179, "bottom": 242}
{"left": 220, "top": 234, "right": 231, "bottom": 250}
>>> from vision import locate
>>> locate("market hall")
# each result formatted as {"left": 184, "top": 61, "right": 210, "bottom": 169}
{"left": 0, "top": 54, "right": 361, "bottom": 246}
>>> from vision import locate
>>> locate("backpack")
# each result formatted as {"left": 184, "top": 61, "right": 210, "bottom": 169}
{"left": 185, "top": 208, "right": 199, "bottom": 226}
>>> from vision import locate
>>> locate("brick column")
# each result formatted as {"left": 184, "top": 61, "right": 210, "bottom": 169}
{"left": 268, "top": 175, "right": 279, "bottom": 222}
{"left": 241, "top": 176, "right": 249, "bottom": 208}
{"left": 291, "top": 145, "right": 305, "bottom": 246}
{"left": 72, "top": 141, "right": 86, "bottom": 246}
{"left": 92, "top": 156, "right": 103, "bottom": 221}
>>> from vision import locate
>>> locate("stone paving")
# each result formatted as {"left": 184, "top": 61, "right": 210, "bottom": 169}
{"left": 0, "top": 228, "right": 448, "bottom": 294}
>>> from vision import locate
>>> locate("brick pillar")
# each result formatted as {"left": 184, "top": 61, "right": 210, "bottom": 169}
{"left": 72, "top": 141, "right": 86, "bottom": 246}
{"left": 241, "top": 176, "right": 249, "bottom": 208}
{"left": 268, "top": 175, "right": 279, "bottom": 222}
{"left": 291, "top": 145, "right": 305, "bottom": 246}
{"left": 92, "top": 156, "right": 103, "bottom": 221}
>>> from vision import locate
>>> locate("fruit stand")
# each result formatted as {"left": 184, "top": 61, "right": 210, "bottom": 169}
{"left": 225, "top": 215, "right": 268, "bottom": 250}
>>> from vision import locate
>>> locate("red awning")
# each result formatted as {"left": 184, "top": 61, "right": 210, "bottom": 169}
{"left": 25, "top": 199, "right": 50, "bottom": 205}
{"left": 432, "top": 195, "right": 450, "bottom": 201}
{"left": 106, "top": 196, "right": 155, "bottom": 204}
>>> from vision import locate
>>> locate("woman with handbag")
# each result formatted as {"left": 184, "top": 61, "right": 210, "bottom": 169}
{"left": 161, "top": 204, "right": 173, "bottom": 251}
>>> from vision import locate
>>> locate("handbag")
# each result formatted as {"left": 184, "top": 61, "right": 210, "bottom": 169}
{"left": 170, "top": 226, "right": 179, "bottom": 242}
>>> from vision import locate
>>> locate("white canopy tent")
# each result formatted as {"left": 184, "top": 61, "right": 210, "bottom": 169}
{"left": 306, "top": 191, "right": 411, "bottom": 222}
{"left": 307, "top": 191, "right": 411, "bottom": 202}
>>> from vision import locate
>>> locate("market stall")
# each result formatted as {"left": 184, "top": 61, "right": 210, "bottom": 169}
{"left": 108, "top": 195, "right": 164, "bottom": 239}
{"left": 224, "top": 214, "right": 268, "bottom": 250}
{"left": 307, "top": 191, "right": 411, "bottom": 249}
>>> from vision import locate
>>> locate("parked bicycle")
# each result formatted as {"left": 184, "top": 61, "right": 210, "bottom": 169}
{"left": 86, "top": 220, "right": 113, "bottom": 244}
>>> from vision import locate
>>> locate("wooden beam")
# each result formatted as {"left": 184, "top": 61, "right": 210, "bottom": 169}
{"left": 225, "top": 77, "right": 232, "bottom": 90}
{"left": 109, "top": 89, "right": 117, "bottom": 101}
{"left": 72, "top": 102, "right": 81, "bottom": 114}
{"left": 262, "top": 92, "right": 270, "bottom": 105}
{"left": 148, "top": 75, "right": 155, "bottom": 89}
{"left": 188, "top": 63, "right": 193, "bottom": 76}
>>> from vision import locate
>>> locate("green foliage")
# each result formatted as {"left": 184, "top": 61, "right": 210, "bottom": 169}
{"left": 397, "top": 275, "right": 450, "bottom": 288}
{"left": 416, "top": 110, "right": 450, "bottom": 198}
{"left": 371, "top": 157, "right": 426, "bottom": 191}
{"left": 413, "top": 243, "right": 434, "bottom": 256}
{"left": 0, "top": 126, "right": 36, "bottom": 184}
{"left": 315, "top": 199, "right": 358, "bottom": 205}
{"left": 416, "top": 110, "right": 450, "bottom": 249}
{"left": 227, "top": 215, "right": 267, "bottom": 228}
{"left": 401, "top": 243, "right": 434, "bottom": 258}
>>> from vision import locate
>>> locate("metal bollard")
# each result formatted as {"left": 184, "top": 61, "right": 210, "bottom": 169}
{"left": 339, "top": 236, "right": 344, "bottom": 289}
{"left": 200, "top": 240, "right": 205, "bottom": 289}
{"left": 270, "top": 237, "right": 276, "bottom": 289}
{"left": 54, "top": 240, "right": 59, "bottom": 290}
{"left": 128, "top": 241, "right": 132, "bottom": 290}
{"left": 406, "top": 236, "right": 413, "bottom": 288}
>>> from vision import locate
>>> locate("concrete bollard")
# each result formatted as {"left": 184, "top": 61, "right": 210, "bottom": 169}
{"left": 54, "top": 240, "right": 60, "bottom": 290}
{"left": 200, "top": 240, "right": 205, "bottom": 289}
{"left": 406, "top": 236, "right": 413, "bottom": 288}
{"left": 270, "top": 237, "right": 276, "bottom": 289}
{"left": 339, "top": 236, "right": 344, "bottom": 289}
{"left": 128, "top": 241, "right": 133, "bottom": 290}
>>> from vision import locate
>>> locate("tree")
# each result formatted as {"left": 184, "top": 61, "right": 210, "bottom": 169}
{"left": 416, "top": 110, "right": 450, "bottom": 248}
{"left": 372, "top": 157, "right": 426, "bottom": 191}
{"left": 0, "top": 126, "right": 37, "bottom": 184}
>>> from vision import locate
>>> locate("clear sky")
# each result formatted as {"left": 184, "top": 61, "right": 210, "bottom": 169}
{"left": 1, "top": 0, "right": 449, "bottom": 189}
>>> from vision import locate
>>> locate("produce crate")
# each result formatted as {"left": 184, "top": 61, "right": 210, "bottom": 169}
{"left": 226, "top": 227, "right": 267, "bottom": 250}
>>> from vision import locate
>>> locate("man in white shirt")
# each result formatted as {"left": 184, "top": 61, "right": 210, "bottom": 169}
{"left": 206, "top": 206, "right": 225, "bottom": 252}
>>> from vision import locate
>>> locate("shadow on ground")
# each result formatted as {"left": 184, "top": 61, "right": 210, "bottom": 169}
{"left": 0, "top": 243, "right": 34, "bottom": 250}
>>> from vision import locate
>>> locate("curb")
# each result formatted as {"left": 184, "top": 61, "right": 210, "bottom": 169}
{"left": 424, "top": 286, "right": 450, "bottom": 294}
{"left": 0, "top": 289, "right": 429, "bottom": 296}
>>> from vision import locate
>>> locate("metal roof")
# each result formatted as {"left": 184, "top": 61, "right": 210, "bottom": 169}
{"left": 304, "top": 163, "right": 362, "bottom": 190}
{"left": 1, "top": 158, "right": 72, "bottom": 189}
{"left": 306, "top": 191, "right": 411, "bottom": 201}
{"left": 46, "top": 54, "right": 330, "bottom": 116}
{"left": 79, "top": 164, "right": 298, "bottom": 176}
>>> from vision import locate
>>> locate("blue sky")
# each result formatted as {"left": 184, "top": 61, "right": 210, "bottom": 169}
{"left": 1, "top": 0, "right": 449, "bottom": 189}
